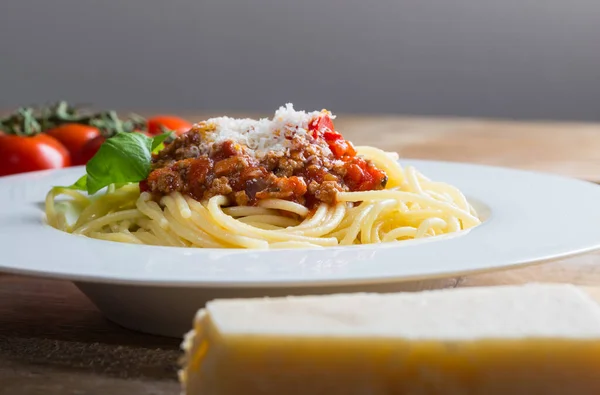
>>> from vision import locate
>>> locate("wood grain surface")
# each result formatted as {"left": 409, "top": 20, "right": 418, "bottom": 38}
{"left": 2, "top": 114, "right": 600, "bottom": 394}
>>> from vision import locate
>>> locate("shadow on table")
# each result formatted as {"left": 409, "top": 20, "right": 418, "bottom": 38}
{"left": 0, "top": 275, "right": 180, "bottom": 380}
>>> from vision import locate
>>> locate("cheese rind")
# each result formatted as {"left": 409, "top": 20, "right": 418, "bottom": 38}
{"left": 180, "top": 284, "right": 600, "bottom": 395}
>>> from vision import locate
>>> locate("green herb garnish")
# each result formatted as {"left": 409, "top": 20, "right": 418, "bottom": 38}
{"left": 59, "top": 132, "right": 170, "bottom": 194}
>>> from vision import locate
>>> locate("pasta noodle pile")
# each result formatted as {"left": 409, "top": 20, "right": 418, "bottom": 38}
{"left": 46, "top": 147, "right": 480, "bottom": 249}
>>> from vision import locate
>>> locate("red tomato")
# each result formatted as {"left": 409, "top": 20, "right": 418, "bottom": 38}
{"left": 147, "top": 115, "right": 192, "bottom": 136}
{"left": 309, "top": 114, "right": 335, "bottom": 138}
{"left": 344, "top": 163, "right": 364, "bottom": 187}
{"left": 309, "top": 115, "right": 356, "bottom": 159}
{"left": 79, "top": 135, "right": 106, "bottom": 165}
{"left": 343, "top": 157, "right": 387, "bottom": 191}
{"left": 45, "top": 123, "right": 101, "bottom": 166}
{"left": 0, "top": 134, "right": 71, "bottom": 176}
{"left": 323, "top": 130, "right": 342, "bottom": 141}
{"left": 329, "top": 139, "right": 356, "bottom": 158}
{"left": 139, "top": 179, "right": 149, "bottom": 193}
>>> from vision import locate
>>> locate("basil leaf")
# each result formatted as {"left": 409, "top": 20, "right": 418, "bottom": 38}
{"left": 151, "top": 132, "right": 171, "bottom": 152}
{"left": 52, "top": 132, "right": 169, "bottom": 195}
{"left": 152, "top": 143, "right": 166, "bottom": 154}
{"left": 57, "top": 175, "right": 87, "bottom": 191}
{"left": 85, "top": 133, "right": 154, "bottom": 194}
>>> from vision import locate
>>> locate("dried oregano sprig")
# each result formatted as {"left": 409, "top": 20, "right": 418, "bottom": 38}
{"left": 0, "top": 101, "right": 147, "bottom": 137}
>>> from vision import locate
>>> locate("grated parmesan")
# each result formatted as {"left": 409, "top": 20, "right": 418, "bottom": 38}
{"left": 192, "top": 104, "right": 334, "bottom": 158}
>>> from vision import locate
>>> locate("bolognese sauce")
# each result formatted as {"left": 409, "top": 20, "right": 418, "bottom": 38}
{"left": 141, "top": 108, "right": 387, "bottom": 208}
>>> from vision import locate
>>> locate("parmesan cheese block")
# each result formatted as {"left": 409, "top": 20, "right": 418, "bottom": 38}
{"left": 180, "top": 284, "right": 600, "bottom": 395}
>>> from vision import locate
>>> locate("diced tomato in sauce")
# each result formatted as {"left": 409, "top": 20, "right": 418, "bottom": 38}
{"left": 343, "top": 157, "right": 387, "bottom": 191}
{"left": 139, "top": 179, "right": 149, "bottom": 192}
{"left": 309, "top": 115, "right": 356, "bottom": 159}
{"left": 309, "top": 115, "right": 335, "bottom": 138}
{"left": 212, "top": 140, "right": 242, "bottom": 161}
{"left": 322, "top": 129, "right": 341, "bottom": 141}
{"left": 329, "top": 139, "right": 356, "bottom": 158}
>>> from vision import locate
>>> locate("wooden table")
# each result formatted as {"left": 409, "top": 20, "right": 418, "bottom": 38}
{"left": 2, "top": 114, "right": 600, "bottom": 394}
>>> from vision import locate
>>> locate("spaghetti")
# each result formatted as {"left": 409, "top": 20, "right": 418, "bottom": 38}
{"left": 45, "top": 105, "right": 480, "bottom": 249}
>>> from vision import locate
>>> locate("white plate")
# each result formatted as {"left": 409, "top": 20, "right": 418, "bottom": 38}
{"left": 2, "top": 161, "right": 600, "bottom": 337}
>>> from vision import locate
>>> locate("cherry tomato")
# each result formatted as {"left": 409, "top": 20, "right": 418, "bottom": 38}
{"left": 147, "top": 115, "right": 192, "bottom": 136}
{"left": 79, "top": 135, "right": 106, "bottom": 165}
{"left": 0, "top": 134, "right": 71, "bottom": 176}
{"left": 45, "top": 123, "right": 101, "bottom": 166}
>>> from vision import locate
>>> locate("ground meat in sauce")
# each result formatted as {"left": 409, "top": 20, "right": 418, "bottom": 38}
{"left": 151, "top": 131, "right": 206, "bottom": 169}
{"left": 143, "top": 124, "right": 388, "bottom": 208}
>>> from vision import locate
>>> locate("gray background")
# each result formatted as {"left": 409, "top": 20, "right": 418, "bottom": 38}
{"left": 1, "top": 0, "right": 599, "bottom": 120}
